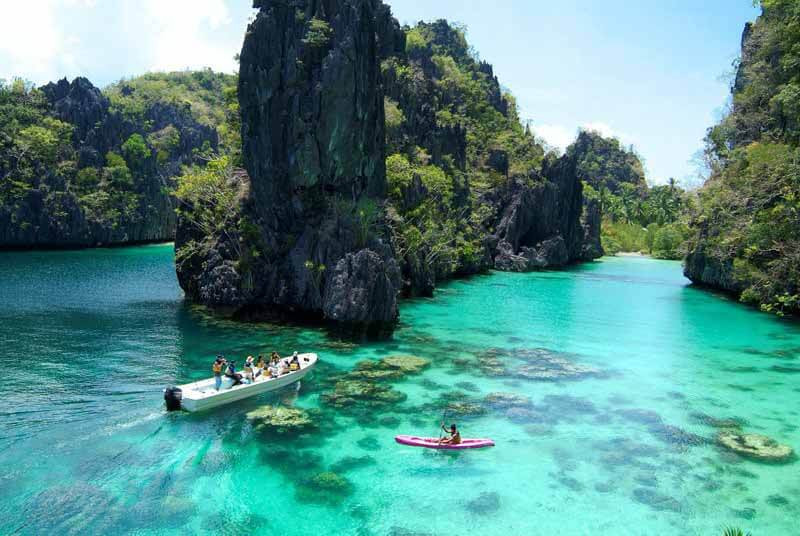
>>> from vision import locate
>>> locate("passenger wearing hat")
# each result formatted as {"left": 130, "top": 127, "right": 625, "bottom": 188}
{"left": 212, "top": 355, "right": 226, "bottom": 391}
{"left": 243, "top": 356, "right": 255, "bottom": 383}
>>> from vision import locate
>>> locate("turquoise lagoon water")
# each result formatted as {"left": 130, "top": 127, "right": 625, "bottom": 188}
{"left": 0, "top": 245, "right": 798, "bottom": 535}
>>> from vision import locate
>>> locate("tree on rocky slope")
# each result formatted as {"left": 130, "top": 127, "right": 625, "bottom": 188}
{"left": 685, "top": 0, "right": 800, "bottom": 315}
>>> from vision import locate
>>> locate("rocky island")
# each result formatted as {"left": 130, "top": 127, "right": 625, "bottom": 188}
{"left": 0, "top": 72, "right": 234, "bottom": 247}
{"left": 174, "top": 0, "right": 602, "bottom": 336}
{"left": 685, "top": 2, "right": 800, "bottom": 316}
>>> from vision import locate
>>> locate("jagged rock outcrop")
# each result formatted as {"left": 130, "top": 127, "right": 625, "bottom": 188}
{"left": 0, "top": 77, "right": 217, "bottom": 248}
{"left": 177, "top": 0, "right": 404, "bottom": 336}
{"left": 567, "top": 130, "right": 647, "bottom": 194}
{"left": 684, "top": 238, "right": 744, "bottom": 295}
{"left": 488, "top": 152, "right": 595, "bottom": 271}
{"left": 580, "top": 198, "right": 603, "bottom": 261}
{"left": 323, "top": 249, "right": 401, "bottom": 328}
{"left": 684, "top": 3, "right": 800, "bottom": 314}
{"left": 176, "top": 7, "right": 602, "bottom": 334}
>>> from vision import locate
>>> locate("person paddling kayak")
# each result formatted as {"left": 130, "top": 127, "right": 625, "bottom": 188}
{"left": 439, "top": 423, "right": 461, "bottom": 445}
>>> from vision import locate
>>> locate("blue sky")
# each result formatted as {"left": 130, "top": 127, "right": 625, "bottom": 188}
{"left": 0, "top": 1, "right": 758, "bottom": 185}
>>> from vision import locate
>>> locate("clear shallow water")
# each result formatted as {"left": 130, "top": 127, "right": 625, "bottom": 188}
{"left": 0, "top": 245, "right": 798, "bottom": 535}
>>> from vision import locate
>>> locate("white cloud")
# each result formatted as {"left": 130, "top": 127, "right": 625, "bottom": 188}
{"left": 532, "top": 123, "right": 574, "bottom": 152}
{"left": 581, "top": 121, "right": 618, "bottom": 140}
{"left": 141, "top": 0, "right": 236, "bottom": 73}
{"left": 0, "top": 2, "right": 64, "bottom": 81}
{"left": 532, "top": 120, "right": 633, "bottom": 153}
{"left": 0, "top": 0, "right": 249, "bottom": 85}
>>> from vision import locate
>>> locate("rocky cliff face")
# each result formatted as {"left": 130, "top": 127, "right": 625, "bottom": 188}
{"left": 0, "top": 77, "right": 217, "bottom": 248}
{"left": 684, "top": 4, "right": 800, "bottom": 314}
{"left": 567, "top": 130, "right": 647, "bottom": 195}
{"left": 176, "top": 0, "right": 405, "bottom": 336}
{"left": 176, "top": 8, "right": 602, "bottom": 335}
{"left": 488, "top": 153, "right": 595, "bottom": 272}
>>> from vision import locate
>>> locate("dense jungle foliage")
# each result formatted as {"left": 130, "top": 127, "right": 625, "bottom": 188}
{"left": 687, "top": 0, "right": 800, "bottom": 315}
{"left": 573, "top": 130, "right": 690, "bottom": 259}
{"left": 0, "top": 70, "right": 234, "bottom": 243}
{"left": 381, "top": 20, "right": 548, "bottom": 279}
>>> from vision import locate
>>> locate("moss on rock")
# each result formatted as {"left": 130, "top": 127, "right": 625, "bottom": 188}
{"left": 717, "top": 431, "right": 794, "bottom": 463}
{"left": 246, "top": 405, "right": 316, "bottom": 434}
{"left": 484, "top": 392, "right": 531, "bottom": 409}
{"left": 321, "top": 379, "right": 407, "bottom": 409}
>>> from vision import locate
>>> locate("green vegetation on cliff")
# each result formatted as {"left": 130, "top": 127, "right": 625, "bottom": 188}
{"left": 0, "top": 71, "right": 231, "bottom": 246}
{"left": 686, "top": 0, "right": 800, "bottom": 315}
{"left": 106, "top": 69, "right": 239, "bottom": 154}
{"left": 573, "top": 130, "right": 690, "bottom": 259}
{"left": 1, "top": 79, "right": 72, "bottom": 206}
{"left": 383, "top": 20, "right": 547, "bottom": 285}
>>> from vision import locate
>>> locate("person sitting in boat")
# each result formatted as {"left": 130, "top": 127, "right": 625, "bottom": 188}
{"left": 271, "top": 351, "right": 282, "bottom": 362}
{"left": 439, "top": 423, "right": 461, "bottom": 445}
{"left": 267, "top": 359, "right": 281, "bottom": 378}
{"left": 243, "top": 356, "right": 255, "bottom": 383}
{"left": 224, "top": 361, "right": 243, "bottom": 386}
{"left": 255, "top": 355, "right": 266, "bottom": 378}
{"left": 289, "top": 352, "right": 300, "bottom": 372}
{"left": 212, "top": 356, "right": 226, "bottom": 391}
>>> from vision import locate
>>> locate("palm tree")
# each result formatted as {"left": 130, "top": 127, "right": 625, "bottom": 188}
{"left": 722, "top": 527, "right": 751, "bottom": 536}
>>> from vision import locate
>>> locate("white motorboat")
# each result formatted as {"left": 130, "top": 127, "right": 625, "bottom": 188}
{"left": 164, "top": 353, "right": 318, "bottom": 412}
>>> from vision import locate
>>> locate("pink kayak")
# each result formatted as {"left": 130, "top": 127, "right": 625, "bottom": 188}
{"left": 395, "top": 435, "right": 495, "bottom": 450}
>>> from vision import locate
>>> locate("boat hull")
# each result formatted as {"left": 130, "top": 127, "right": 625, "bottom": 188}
{"left": 395, "top": 435, "right": 495, "bottom": 450}
{"left": 175, "top": 353, "right": 317, "bottom": 412}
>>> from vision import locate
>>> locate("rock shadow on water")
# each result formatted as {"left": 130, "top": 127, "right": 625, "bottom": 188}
{"left": 615, "top": 408, "right": 663, "bottom": 426}
{"left": 417, "top": 378, "right": 447, "bottom": 391}
{"left": 727, "top": 384, "right": 757, "bottom": 392}
{"left": 454, "top": 381, "right": 480, "bottom": 393}
{"left": 539, "top": 394, "right": 598, "bottom": 424}
{"left": 471, "top": 347, "right": 605, "bottom": 382}
{"left": 731, "top": 507, "right": 757, "bottom": 520}
{"left": 202, "top": 512, "right": 270, "bottom": 536}
{"left": 260, "top": 447, "right": 324, "bottom": 478}
{"left": 594, "top": 481, "right": 616, "bottom": 493}
{"left": 690, "top": 412, "right": 747, "bottom": 429}
{"left": 549, "top": 471, "right": 584, "bottom": 492}
{"left": 631, "top": 487, "right": 683, "bottom": 513}
{"left": 524, "top": 424, "right": 555, "bottom": 437}
{"left": 18, "top": 482, "right": 118, "bottom": 534}
{"left": 767, "top": 494, "right": 790, "bottom": 507}
{"left": 464, "top": 491, "right": 501, "bottom": 516}
{"left": 330, "top": 455, "right": 376, "bottom": 474}
{"left": 723, "top": 366, "right": 762, "bottom": 373}
{"left": 634, "top": 474, "right": 658, "bottom": 488}
{"left": 389, "top": 527, "right": 439, "bottom": 536}
{"left": 607, "top": 393, "right": 633, "bottom": 406}
{"left": 356, "top": 435, "right": 381, "bottom": 452}
{"left": 594, "top": 437, "right": 661, "bottom": 472}
{"left": 483, "top": 391, "right": 532, "bottom": 409}
{"left": 414, "top": 391, "right": 488, "bottom": 419}
{"left": 379, "top": 415, "right": 401, "bottom": 428}
{"left": 296, "top": 471, "right": 354, "bottom": 506}
{"left": 771, "top": 365, "right": 800, "bottom": 374}
{"left": 693, "top": 473, "right": 723, "bottom": 492}
{"left": 615, "top": 408, "right": 709, "bottom": 451}
{"left": 650, "top": 424, "right": 709, "bottom": 450}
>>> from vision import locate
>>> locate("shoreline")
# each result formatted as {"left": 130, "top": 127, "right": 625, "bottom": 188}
{"left": 0, "top": 240, "right": 174, "bottom": 253}
{"left": 614, "top": 251, "right": 649, "bottom": 257}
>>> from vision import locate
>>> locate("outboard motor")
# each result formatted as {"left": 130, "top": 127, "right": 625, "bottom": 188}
{"left": 164, "top": 386, "right": 182, "bottom": 411}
